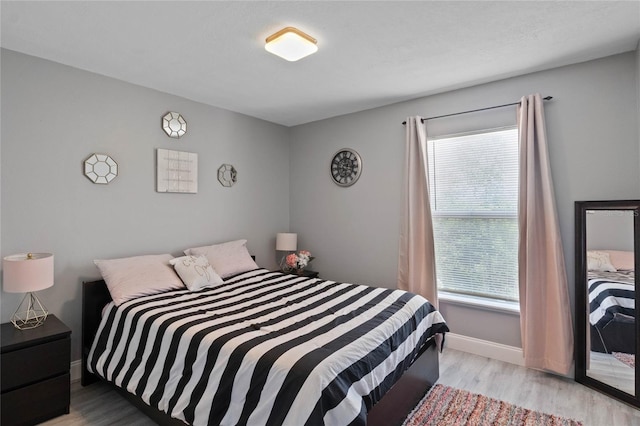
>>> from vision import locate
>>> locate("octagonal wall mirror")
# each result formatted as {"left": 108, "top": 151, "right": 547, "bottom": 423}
{"left": 217, "top": 164, "right": 237, "bottom": 187}
{"left": 84, "top": 153, "right": 118, "bottom": 184}
{"left": 162, "top": 111, "right": 187, "bottom": 138}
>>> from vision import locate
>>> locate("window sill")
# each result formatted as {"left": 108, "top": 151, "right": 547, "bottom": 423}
{"left": 438, "top": 292, "right": 520, "bottom": 315}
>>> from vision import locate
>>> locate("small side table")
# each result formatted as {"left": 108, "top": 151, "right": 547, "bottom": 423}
{"left": 281, "top": 269, "right": 319, "bottom": 279}
{"left": 1, "top": 314, "right": 71, "bottom": 426}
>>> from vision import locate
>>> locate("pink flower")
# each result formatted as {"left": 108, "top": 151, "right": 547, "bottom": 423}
{"left": 286, "top": 253, "right": 298, "bottom": 267}
{"left": 283, "top": 250, "right": 314, "bottom": 271}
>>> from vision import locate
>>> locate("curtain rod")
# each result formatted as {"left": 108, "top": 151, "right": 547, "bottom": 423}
{"left": 401, "top": 96, "right": 553, "bottom": 125}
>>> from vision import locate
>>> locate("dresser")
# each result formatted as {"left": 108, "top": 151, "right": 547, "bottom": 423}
{"left": 1, "top": 315, "right": 71, "bottom": 425}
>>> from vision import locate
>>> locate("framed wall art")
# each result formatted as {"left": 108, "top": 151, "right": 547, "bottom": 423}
{"left": 156, "top": 149, "right": 198, "bottom": 193}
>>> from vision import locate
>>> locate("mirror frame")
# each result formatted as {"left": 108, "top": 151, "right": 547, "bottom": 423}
{"left": 575, "top": 200, "right": 640, "bottom": 409}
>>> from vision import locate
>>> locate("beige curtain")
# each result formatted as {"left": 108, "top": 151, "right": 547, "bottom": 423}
{"left": 517, "top": 94, "right": 574, "bottom": 375}
{"left": 398, "top": 117, "right": 438, "bottom": 307}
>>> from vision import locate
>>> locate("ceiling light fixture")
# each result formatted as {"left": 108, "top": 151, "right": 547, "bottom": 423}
{"left": 265, "top": 27, "right": 318, "bottom": 62}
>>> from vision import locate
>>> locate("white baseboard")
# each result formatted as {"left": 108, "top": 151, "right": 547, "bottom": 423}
{"left": 445, "top": 333, "right": 525, "bottom": 366}
{"left": 71, "top": 359, "right": 82, "bottom": 383}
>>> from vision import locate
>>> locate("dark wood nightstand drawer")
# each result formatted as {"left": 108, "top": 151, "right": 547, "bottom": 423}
{"left": 1, "top": 315, "right": 71, "bottom": 425}
{"left": 1, "top": 373, "right": 70, "bottom": 426}
{"left": 1, "top": 337, "right": 70, "bottom": 392}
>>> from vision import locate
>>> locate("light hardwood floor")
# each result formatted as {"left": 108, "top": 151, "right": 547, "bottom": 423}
{"left": 42, "top": 349, "right": 640, "bottom": 425}
{"left": 588, "top": 351, "right": 635, "bottom": 395}
{"left": 438, "top": 349, "right": 640, "bottom": 426}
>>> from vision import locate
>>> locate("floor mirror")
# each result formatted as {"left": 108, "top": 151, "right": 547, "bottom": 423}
{"left": 575, "top": 200, "right": 639, "bottom": 408}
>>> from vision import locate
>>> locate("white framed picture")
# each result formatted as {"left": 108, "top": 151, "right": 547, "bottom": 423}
{"left": 156, "top": 149, "right": 198, "bottom": 193}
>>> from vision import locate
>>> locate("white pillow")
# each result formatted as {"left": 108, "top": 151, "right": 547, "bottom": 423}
{"left": 184, "top": 239, "right": 258, "bottom": 278}
{"left": 587, "top": 251, "right": 617, "bottom": 272}
{"left": 170, "top": 255, "right": 223, "bottom": 291}
{"left": 94, "top": 254, "right": 184, "bottom": 306}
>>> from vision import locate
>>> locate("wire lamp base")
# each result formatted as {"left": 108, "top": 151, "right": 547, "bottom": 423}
{"left": 11, "top": 292, "right": 49, "bottom": 330}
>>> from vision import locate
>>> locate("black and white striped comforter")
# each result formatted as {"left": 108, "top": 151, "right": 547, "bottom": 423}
{"left": 588, "top": 270, "right": 635, "bottom": 328}
{"left": 88, "top": 269, "right": 448, "bottom": 426}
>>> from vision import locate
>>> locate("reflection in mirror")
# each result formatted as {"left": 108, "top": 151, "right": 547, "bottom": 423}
{"left": 575, "top": 200, "right": 639, "bottom": 410}
{"left": 585, "top": 210, "right": 635, "bottom": 395}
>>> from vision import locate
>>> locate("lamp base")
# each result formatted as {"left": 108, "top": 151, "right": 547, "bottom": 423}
{"left": 11, "top": 292, "right": 49, "bottom": 330}
{"left": 279, "top": 255, "right": 297, "bottom": 273}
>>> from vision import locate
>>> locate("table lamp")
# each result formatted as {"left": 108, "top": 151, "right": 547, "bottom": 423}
{"left": 276, "top": 233, "right": 297, "bottom": 270}
{"left": 3, "top": 253, "right": 54, "bottom": 329}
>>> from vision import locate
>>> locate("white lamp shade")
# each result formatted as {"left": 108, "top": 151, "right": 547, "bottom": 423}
{"left": 3, "top": 253, "right": 54, "bottom": 293}
{"left": 276, "top": 233, "right": 297, "bottom": 251}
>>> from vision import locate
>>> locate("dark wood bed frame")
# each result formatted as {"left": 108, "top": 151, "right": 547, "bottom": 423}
{"left": 81, "top": 279, "right": 440, "bottom": 426}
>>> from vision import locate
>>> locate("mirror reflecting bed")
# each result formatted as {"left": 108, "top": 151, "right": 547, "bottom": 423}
{"left": 575, "top": 200, "right": 639, "bottom": 408}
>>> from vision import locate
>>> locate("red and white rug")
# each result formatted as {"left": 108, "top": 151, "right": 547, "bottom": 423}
{"left": 402, "top": 384, "right": 583, "bottom": 426}
{"left": 613, "top": 352, "right": 635, "bottom": 369}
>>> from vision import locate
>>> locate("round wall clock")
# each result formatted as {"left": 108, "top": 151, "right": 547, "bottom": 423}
{"left": 330, "top": 148, "right": 362, "bottom": 187}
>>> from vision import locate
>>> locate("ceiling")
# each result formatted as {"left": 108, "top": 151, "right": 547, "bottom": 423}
{"left": 2, "top": 1, "right": 639, "bottom": 127}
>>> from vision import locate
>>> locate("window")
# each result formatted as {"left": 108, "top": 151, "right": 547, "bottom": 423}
{"left": 426, "top": 127, "right": 519, "bottom": 302}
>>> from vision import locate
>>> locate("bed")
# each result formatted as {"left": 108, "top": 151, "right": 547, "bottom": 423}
{"left": 587, "top": 248, "right": 635, "bottom": 357}
{"left": 588, "top": 269, "right": 635, "bottom": 354}
{"left": 81, "top": 250, "right": 448, "bottom": 426}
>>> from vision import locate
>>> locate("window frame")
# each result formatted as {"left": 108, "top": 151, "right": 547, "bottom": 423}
{"left": 425, "top": 125, "right": 520, "bottom": 308}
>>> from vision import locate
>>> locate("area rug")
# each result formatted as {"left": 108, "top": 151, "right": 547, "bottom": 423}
{"left": 613, "top": 352, "right": 635, "bottom": 369}
{"left": 402, "top": 384, "right": 583, "bottom": 426}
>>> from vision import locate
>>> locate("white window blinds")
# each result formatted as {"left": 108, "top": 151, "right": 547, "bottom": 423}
{"left": 426, "top": 127, "right": 519, "bottom": 302}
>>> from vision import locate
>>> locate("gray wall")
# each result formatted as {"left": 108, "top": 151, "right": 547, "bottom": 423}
{"left": 2, "top": 47, "right": 639, "bottom": 361}
{"left": 0, "top": 49, "right": 3, "bottom": 290}
{"left": 586, "top": 211, "right": 635, "bottom": 252}
{"left": 289, "top": 52, "right": 640, "bottom": 348}
{"left": 637, "top": 41, "right": 640, "bottom": 174}
{"left": 0, "top": 49, "right": 291, "bottom": 360}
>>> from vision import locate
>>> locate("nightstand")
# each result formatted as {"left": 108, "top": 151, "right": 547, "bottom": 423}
{"left": 281, "top": 269, "right": 319, "bottom": 279}
{"left": 1, "top": 314, "right": 71, "bottom": 426}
